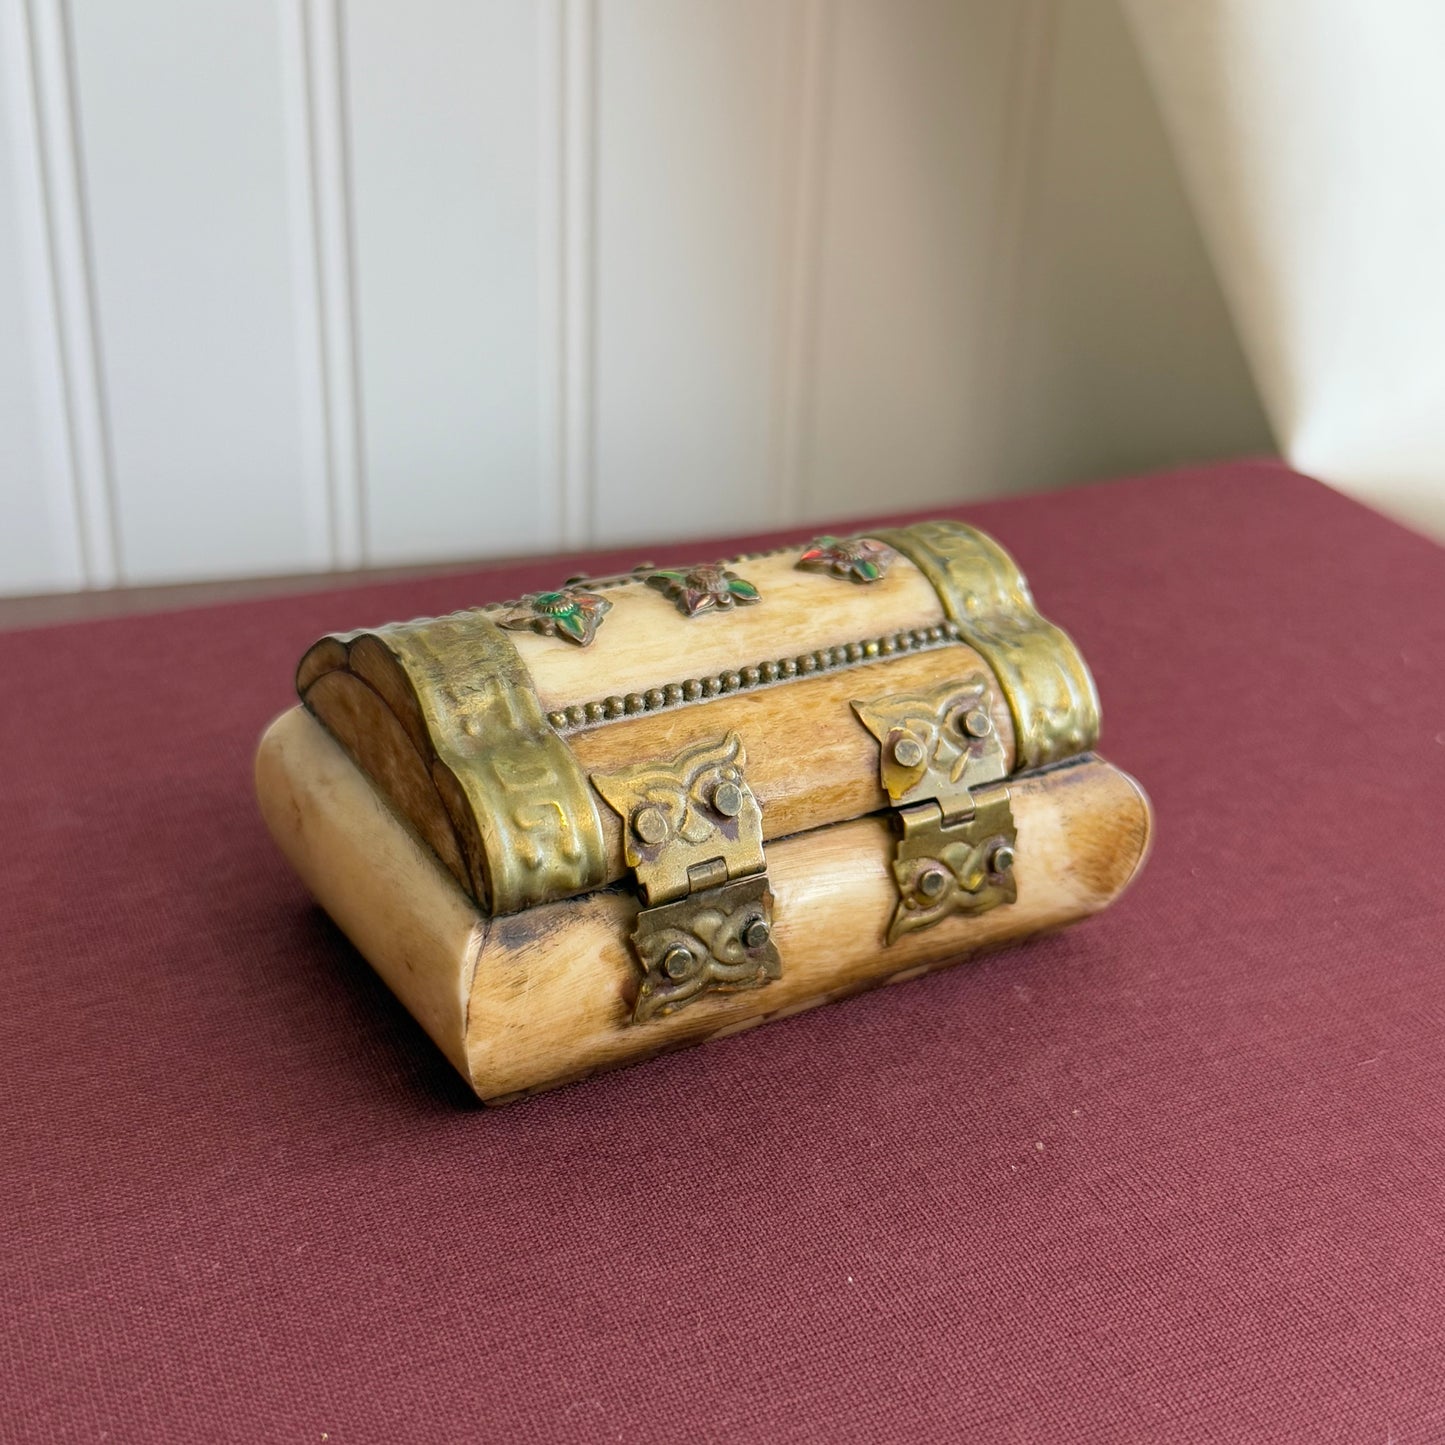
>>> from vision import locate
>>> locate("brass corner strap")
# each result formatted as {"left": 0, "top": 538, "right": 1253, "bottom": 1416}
{"left": 876, "top": 520, "right": 1100, "bottom": 771}
{"left": 592, "top": 733, "right": 782, "bottom": 1024}
{"left": 304, "top": 612, "right": 607, "bottom": 914}
{"left": 852, "top": 673, "right": 1018, "bottom": 945}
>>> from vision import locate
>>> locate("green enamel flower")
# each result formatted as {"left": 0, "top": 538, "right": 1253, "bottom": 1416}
{"left": 645, "top": 563, "right": 762, "bottom": 617}
{"left": 796, "top": 535, "right": 896, "bottom": 584}
{"left": 498, "top": 586, "right": 611, "bottom": 646}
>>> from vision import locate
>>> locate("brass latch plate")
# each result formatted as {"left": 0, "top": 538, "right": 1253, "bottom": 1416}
{"left": 592, "top": 732, "right": 782, "bottom": 1023}
{"left": 852, "top": 673, "right": 1018, "bottom": 943}
{"left": 890, "top": 783, "right": 1016, "bottom": 944}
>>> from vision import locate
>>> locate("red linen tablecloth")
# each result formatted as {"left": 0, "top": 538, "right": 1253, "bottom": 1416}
{"left": 4, "top": 459, "right": 1444, "bottom": 1442}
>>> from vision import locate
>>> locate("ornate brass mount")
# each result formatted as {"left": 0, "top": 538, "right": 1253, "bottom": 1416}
{"left": 497, "top": 586, "right": 611, "bottom": 646}
{"left": 874, "top": 521, "right": 1099, "bottom": 770}
{"left": 852, "top": 674, "right": 1018, "bottom": 944}
{"left": 796, "top": 535, "right": 896, "bottom": 584}
{"left": 591, "top": 733, "right": 781, "bottom": 1023}
{"left": 644, "top": 564, "right": 761, "bottom": 617}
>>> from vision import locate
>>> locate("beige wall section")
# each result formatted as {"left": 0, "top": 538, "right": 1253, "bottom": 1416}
{"left": 800, "top": 0, "right": 1270, "bottom": 516}
{"left": 0, "top": 0, "right": 1271, "bottom": 596}
{"left": 1124, "top": 0, "right": 1445, "bottom": 539}
{"left": 997, "top": 0, "right": 1271, "bottom": 496}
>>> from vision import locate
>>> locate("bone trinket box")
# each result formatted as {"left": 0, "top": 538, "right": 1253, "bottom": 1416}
{"left": 256, "top": 521, "right": 1152, "bottom": 1103}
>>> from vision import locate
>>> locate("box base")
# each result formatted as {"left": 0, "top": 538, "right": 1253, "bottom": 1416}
{"left": 256, "top": 709, "right": 1152, "bottom": 1102}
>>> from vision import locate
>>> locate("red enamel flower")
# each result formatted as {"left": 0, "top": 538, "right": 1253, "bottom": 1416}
{"left": 796, "top": 536, "right": 896, "bottom": 584}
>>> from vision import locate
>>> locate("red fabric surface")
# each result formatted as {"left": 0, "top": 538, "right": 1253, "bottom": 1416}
{"left": 4, "top": 459, "right": 1445, "bottom": 1443}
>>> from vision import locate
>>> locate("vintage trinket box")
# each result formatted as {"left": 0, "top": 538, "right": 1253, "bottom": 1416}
{"left": 256, "top": 521, "right": 1152, "bottom": 1102}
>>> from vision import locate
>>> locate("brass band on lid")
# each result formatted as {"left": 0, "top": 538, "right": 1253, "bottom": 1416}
{"left": 876, "top": 521, "right": 1100, "bottom": 769}
{"left": 304, "top": 611, "right": 607, "bottom": 915}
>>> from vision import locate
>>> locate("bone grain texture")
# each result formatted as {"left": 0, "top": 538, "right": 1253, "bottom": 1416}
{"left": 255, "top": 708, "right": 1151, "bottom": 1102}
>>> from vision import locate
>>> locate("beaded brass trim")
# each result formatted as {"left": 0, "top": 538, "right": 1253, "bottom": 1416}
{"left": 875, "top": 521, "right": 1099, "bottom": 769}
{"left": 308, "top": 612, "right": 606, "bottom": 914}
{"left": 545, "top": 621, "right": 966, "bottom": 733}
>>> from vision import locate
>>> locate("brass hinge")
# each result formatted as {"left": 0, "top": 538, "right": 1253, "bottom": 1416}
{"left": 591, "top": 732, "right": 782, "bottom": 1024}
{"left": 852, "top": 673, "right": 1018, "bottom": 944}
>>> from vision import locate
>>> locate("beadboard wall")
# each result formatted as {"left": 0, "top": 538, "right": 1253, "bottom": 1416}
{"left": 0, "top": 0, "right": 1269, "bottom": 596}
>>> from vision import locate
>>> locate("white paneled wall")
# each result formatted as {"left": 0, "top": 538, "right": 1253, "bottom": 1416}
{"left": 804, "top": 0, "right": 1024, "bottom": 518}
{"left": 594, "top": 0, "right": 795, "bottom": 544}
{"left": 347, "top": 0, "right": 553, "bottom": 563}
{"left": 0, "top": 0, "right": 1269, "bottom": 596}
{"left": 1, "top": 0, "right": 88, "bottom": 590}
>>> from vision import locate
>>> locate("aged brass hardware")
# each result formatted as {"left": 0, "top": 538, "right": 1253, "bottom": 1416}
{"left": 644, "top": 564, "right": 761, "bottom": 617}
{"left": 497, "top": 586, "right": 611, "bottom": 646}
{"left": 876, "top": 520, "right": 1100, "bottom": 770}
{"left": 852, "top": 673, "right": 1018, "bottom": 944}
{"left": 305, "top": 611, "right": 607, "bottom": 913}
{"left": 591, "top": 732, "right": 782, "bottom": 1023}
{"left": 545, "top": 621, "right": 967, "bottom": 733}
{"left": 795, "top": 535, "right": 897, "bottom": 583}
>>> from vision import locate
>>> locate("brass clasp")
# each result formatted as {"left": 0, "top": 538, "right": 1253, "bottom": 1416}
{"left": 592, "top": 733, "right": 782, "bottom": 1023}
{"left": 852, "top": 674, "right": 1018, "bottom": 944}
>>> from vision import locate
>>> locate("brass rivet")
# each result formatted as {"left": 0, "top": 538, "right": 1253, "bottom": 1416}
{"left": 662, "top": 945, "right": 693, "bottom": 980}
{"left": 742, "top": 916, "right": 771, "bottom": 949}
{"left": 991, "top": 844, "right": 1016, "bottom": 874}
{"left": 919, "top": 867, "right": 949, "bottom": 899}
{"left": 632, "top": 806, "right": 668, "bottom": 846}
{"left": 712, "top": 781, "right": 744, "bottom": 817}
{"left": 963, "top": 708, "right": 993, "bottom": 738}
{"left": 892, "top": 736, "right": 925, "bottom": 768}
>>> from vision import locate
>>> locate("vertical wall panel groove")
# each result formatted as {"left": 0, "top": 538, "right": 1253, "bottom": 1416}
{"left": 291, "top": 0, "right": 366, "bottom": 568}
{"left": 997, "top": 0, "right": 1271, "bottom": 495}
{"left": 345, "top": 0, "right": 548, "bottom": 566}
{"left": 277, "top": 0, "right": 336, "bottom": 572}
{"left": 0, "top": 0, "right": 82, "bottom": 593}
{"left": 560, "top": 0, "right": 597, "bottom": 547}
{"left": 535, "top": 0, "right": 564, "bottom": 547}
{"left": 974, "top": 0, "right": 1057, "bottom": 485}
{"left": 770, "top": 0, "right": 834, "bottom": 526}
{"left": 802, "top": 0, "right": 1025, "bottom": 518}
{"left": 68, "top": 0, "right": 330, "bottom": 582}
{"left": 23, "top": 0, "right": 118, "bottom": 586}
{"left": 592, "top": 0, "right": 795, "bottom": 546}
